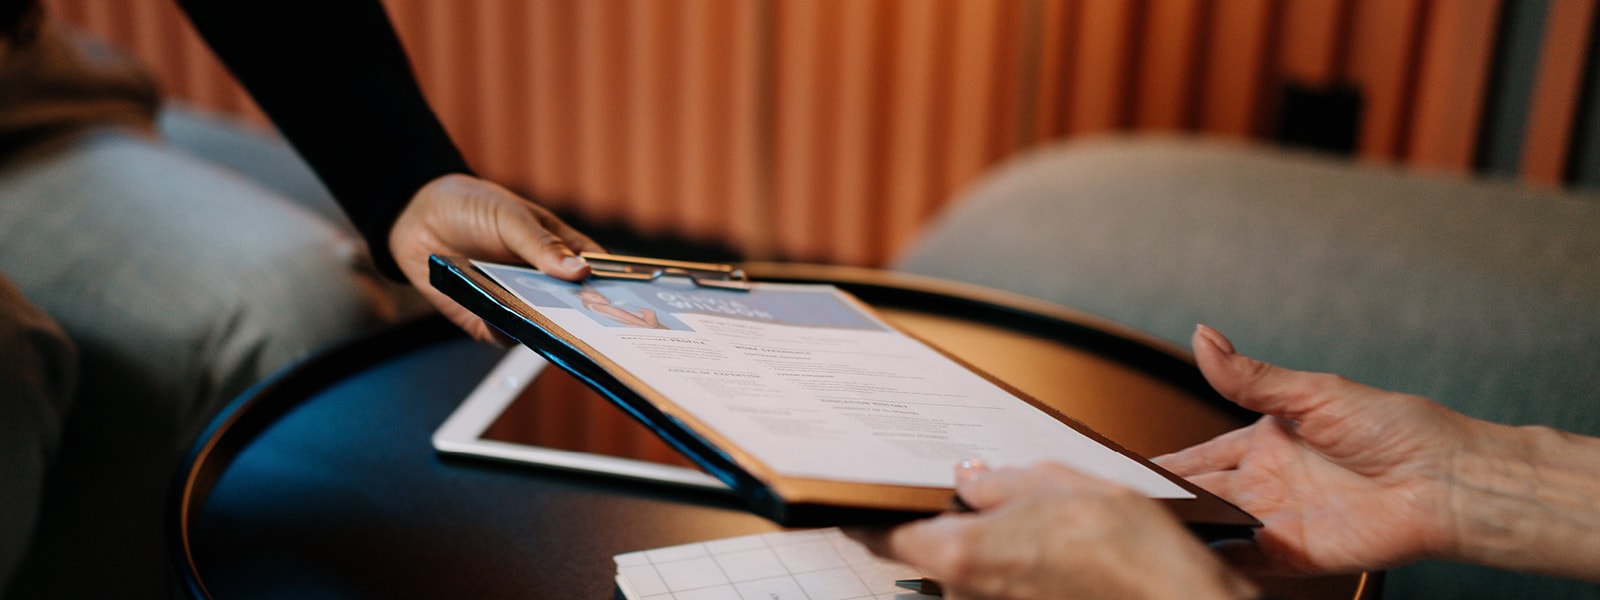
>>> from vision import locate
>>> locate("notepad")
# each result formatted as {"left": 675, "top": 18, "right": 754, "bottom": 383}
{"left": 613, "top": 528, "right": 936, "bottom": 600}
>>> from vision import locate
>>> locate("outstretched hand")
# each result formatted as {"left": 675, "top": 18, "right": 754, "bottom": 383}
{"left": 853, "top": 324, "right": 1600, "bottom": 593}
{"left": 1155, "top": 324, "right": 1476, "bottom": 575}
{"left": 389, "top": 174, "right": 603, "bottom": 343}
{"left": 848, "top": 460, "right": 1258, "bottom": 600}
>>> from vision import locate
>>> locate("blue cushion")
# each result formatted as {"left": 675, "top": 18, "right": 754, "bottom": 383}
{"left": 894, "top": 135, "right": 1600, "bottom": 599}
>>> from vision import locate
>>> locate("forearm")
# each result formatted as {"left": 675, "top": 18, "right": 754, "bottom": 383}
{"left": 175, "top": 0, "right": 471, "bottom": 279}
{"left": 1446, "top": 422, "right": 1600, "bottom": 581}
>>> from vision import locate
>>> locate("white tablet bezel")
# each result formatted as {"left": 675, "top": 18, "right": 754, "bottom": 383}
{"left": 431, "top": 346, "right": 727, "bottom": 491}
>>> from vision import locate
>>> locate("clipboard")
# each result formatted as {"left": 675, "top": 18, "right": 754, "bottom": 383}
{"left": 429, "top": 254, "right": 1260, "bottom": 538}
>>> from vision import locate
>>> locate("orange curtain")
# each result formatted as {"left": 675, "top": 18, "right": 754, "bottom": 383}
{"left": 43, "top": 0, "right": 1586, "bottom": 267}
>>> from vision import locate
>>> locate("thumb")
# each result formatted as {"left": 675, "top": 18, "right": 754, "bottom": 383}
{"left": 956, "top": 463, "right": 1103, "bottom": 511}
{"left": 1192, "top": 324, "right": 1323, "bottom": 423}
{"left": 496, "top": 202, "right": 593, "bottom": 281}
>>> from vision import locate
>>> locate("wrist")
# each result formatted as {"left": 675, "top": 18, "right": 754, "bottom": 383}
{"left": 1445, "top": 422, "right": 1600, "bottom": 580}
{"left": 1440, "top": 419, "right": 1530, "bottom": 565}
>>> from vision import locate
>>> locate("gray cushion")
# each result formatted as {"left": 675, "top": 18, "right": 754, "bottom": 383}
{"left": 894, "top": 135, "right": 1600, "bottom": 599}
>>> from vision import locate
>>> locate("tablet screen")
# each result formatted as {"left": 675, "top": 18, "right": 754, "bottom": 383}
{"left": 432, "top": 347, "right": 724, "bottom": 490}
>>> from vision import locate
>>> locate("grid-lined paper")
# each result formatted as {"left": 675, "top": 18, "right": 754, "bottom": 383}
{"left": 614, "top": 527, "right": 937, "bottom": 600}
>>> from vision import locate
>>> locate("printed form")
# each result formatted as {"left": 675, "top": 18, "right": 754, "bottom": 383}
{"left": 477, "top": 262, "right": 1191, "bottom": 498}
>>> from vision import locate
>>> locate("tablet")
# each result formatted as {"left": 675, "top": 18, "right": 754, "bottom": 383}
{"left": 431, "top": 346, "right": 727, "bottom": 491}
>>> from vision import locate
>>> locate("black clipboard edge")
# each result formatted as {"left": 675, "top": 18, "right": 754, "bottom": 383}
{"left": 431, "top": 256, "right": 772, "bottom": 513}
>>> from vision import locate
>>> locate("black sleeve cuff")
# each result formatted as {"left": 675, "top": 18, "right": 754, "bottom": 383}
{"left": 177, "top": 0, "right": 472, "bottom": 280}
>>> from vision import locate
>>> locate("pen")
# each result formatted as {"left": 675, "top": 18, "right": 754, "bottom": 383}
{"left": 895, "top": 577, "right": 944, "bottom": 596}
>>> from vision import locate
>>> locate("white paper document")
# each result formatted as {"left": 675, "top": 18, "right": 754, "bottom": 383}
{"left": 614, "top": 528, "right": 933, "bottom": 600}
{"left": 476, "top": 262, "right": 1191, "bottom": 499}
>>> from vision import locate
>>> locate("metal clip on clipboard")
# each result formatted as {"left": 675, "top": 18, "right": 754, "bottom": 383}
{"left": 581, "top": 252, "right": 751, "bottom": 291}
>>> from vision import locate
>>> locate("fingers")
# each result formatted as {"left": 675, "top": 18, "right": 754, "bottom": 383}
{"left": 1153, "top": 422, "right": 1261, "bottom": 476}
{"left": 1193, "top": 323, "right": 1238, "bottom": 354}
{"left": 497, "top": 214, "right": 588, "bottom": 281}
{"left": 537, "top": 210, "right": 604, "bottom": 255}
{"left": 392, "top": 174, "right": 602, "bottom": 341}
{"left": 1191, "top": 324, "right": 1270, "bottom": 409}
{"left": 954, "top": 467, "right": 1023, "bottom": 512}
{"left": 839, "top": 526, "right": 886, "bottom": 555}
{"left": 415, "top": 173, "right": 599, "bottom": 282}
{"left": 848, "top": 514, "right": 971, "bottom": 572}
{"left": 494, "top": 200, "right": 601, "bottom": 282}
{"left": 1180, "top": 470, "right": 1239, "bottom": 503}
{"left": 954, "top": 458, "right": 990, "bottom": 486}
{"left": 956, "top": 462, "right": 1108, "bottom": 512}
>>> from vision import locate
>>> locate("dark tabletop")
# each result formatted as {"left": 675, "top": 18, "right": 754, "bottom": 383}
{"left": 174, "top": 264, "right": 1376, "bottom": 599}
{"left": 185, "top": 319, "right": 781, "bottom": 598}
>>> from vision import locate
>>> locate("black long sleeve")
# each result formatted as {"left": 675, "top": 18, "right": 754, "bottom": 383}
{"left": 175, "top": 0, "right": 472, "bottom": 279}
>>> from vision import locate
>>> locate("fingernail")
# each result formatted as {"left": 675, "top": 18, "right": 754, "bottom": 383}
{"left": 955, "top": 458, "right": 989, "bottom": 487}
{"left": 947, "top": 460, "right": 985, "bottom": 499}
{"left": 1195, "top": 324, "right": 1236, "bottom": 355}
{"left": 561, "top": 255, "right": 587, "bottom": 271}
